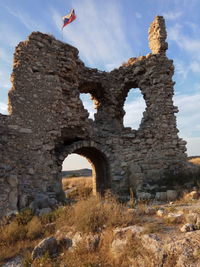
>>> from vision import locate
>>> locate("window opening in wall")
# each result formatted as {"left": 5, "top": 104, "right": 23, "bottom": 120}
{"left": 62, "top": 153, "right": 93, "bottom": 200}
{"left": 123, "top": 88, "right": 146, "bottom": 130}
{"left": 80, "top": 93, "right": 96, "bottom": 120}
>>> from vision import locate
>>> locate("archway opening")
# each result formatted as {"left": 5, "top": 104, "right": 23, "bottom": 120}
{"left": 62, "top": 154, "right": 93, "bottom": 199}
{"left": 61, "top": 146, "right": 110, "bottom": 199}
{"left": 80, "top": 93, "right": 97, "bottom": 120}
{"left": 123, "top": 88, "right": 146, "bottom": 130}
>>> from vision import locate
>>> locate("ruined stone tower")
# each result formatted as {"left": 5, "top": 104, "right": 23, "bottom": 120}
{"left": 0, "top": 16, "right": 187, "bottom": 217}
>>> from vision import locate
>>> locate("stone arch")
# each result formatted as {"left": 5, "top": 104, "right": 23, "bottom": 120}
{"left": 123, "top": 87, "right": 146, "bottom": 129}
{"left": 116, "top": 80, "right": 148, "bottom": 130}
{"left": 58, "top": 141, "right": 111, "bottom": 194}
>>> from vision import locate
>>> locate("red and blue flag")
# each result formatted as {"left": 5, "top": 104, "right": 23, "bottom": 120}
{"left": 62, "top": 9, "right": 76, "bottom": 29}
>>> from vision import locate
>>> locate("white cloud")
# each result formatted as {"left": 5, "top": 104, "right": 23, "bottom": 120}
{"left": 168, "top": 23, "right": 200, "bottom": 59}
{"left": 0, "top": 23, "right": 22, "bottom": 47}
{"left": 135, "top": 12, "right": 142, "bottom": 19}
{"left": 0, "top": 102, "right": 8, "bottom": 114}
{"left": 163, "top": 11, "right": 182, "bottom": 20}
{"left": 62, "top": 154, "right": 91, "bottom": 170}
{"left": 189, "top": 61, "right": 200, "bottom": 73}
{"left": 0, "top": 68, "right": 12, "bottom": 89}
{"left": 80, "top": 93, "right": 96, "bottom": 119}
{"left": 174, "top": 59, "right": 189, "bottom": 80}
{"left": 5, "top": 6, "right": 48, "bottom": 33}
{"left": 124, "top": 95, "right": 146, "bottom": 129}
{"left": 51, "top": 0, "right": 133, "bottom": 70}
{"left": 174, "top": 93, "right": 200, "bottom": 139}
{"left": 184, "top": 137, "right": 200, "bottom": 156}
{"left": 0, "top": 48, "right": 13, "bottom": 64}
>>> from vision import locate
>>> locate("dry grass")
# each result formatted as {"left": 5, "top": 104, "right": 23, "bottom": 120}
{"left": 62, "top": 176, "right": 93, "bottom": 200}
{"left": 72, "top": 194, "right": 135, "bottom": 233}
{"left": 188, "top": 157, "right": 200, "bottom": 165}
{"left": 0, "top": 193, "right": 137, "bottom": 265}
{"left": 62, "top": 176, "right": 93, "bottom": 191}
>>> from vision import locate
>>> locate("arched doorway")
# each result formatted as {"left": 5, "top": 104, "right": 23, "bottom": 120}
{"left": 58, "top": 142, "right": 111, "bottom": 195}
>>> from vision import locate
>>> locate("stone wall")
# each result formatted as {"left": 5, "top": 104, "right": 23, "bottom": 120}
{"left": 0, "top": 16, "right": 187, "bottom": 217}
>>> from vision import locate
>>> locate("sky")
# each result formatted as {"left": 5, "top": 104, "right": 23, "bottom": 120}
{"left": 0, "top": 0, "right": 200, "bottom": 170}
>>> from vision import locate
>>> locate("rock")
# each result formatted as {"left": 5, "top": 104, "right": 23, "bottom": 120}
{"left": 71, "top": 232, "right": 83, "bottom": 247}
{"left": 111, "top": 237, "right": 128, "bottom": 255}
{"left": 180, "top": 223, "right": 195, "bottom": 232}
{"left": 8, "top": 189, "right": 18, "bottom": 210}
{"left": 7, "top": 175, "right": 18, "bottom": 187}
{"left": 113, "top": 225, "right": 145, "bottom": 235}
{"left": 166, "top": 190, "right": 178, "bottom": 201}
{"left": 111, "top": 225, "right": 145, "bottom": 256}
{"left": 38, "top": 207, "right": 52, "bottom": 216}
{"left": 32, "top": 237, "right": 58, "bottom": 259}
{"left": 85, "top": 234, "right": 100, "bottom": 251}
{"left": 184, "top": 191, "right": 199, "bottom": 200}
{"left": 29, "top": 194, "right": 54, "bottom": 211}
{"left": 145, "top": 207, "right": 156, "bottom": 215}
{"left": 157, "top": 209, "right": 165, "bottom": 217}
{"left": 166, "top": 212, "right": 184, "bottom": 224}
{"left": 18, "top": 194, "right": 29, "bottom": 209}
{"left": 1, "top": 256, "right": 23, "bottom": 267}
{"left": 185, "top": 212, "right": 200, "bottom": 224}
{"left": 155, "top": 192, "right": 167, "bottom": 201}
{"left": 137, "top": 192, "right": 152, "bottom": 201}
{"left": 57, "top": 237, "right": 72, "bottom": 249}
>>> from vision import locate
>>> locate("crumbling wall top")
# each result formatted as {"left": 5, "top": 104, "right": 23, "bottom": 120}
{"left": 148, "top": 16, "right": 168, "bottom": 54}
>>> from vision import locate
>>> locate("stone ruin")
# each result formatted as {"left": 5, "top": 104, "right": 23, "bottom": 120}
{"left": 0, "top": 16, "right": 187, "bottom": 217}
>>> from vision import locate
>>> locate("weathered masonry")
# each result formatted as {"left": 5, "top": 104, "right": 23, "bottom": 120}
{"left": 0, "top": 16, "right": 187, "bottom": 217}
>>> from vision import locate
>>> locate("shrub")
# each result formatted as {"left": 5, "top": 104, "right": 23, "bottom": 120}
{"left": 67, "top": 187, "right": 92, "bottom": 200}
{"left": 26, "top": 216, "right": 43, "bottom": 240}
{"left": 55, "top": 206, "right": 75, "bottom": 230}
{"left": 157, "top": 169, "right": 200, "bottom": 189}
{"left": 16, "top": 208, "right": 34, "bottom": 225}
{"left": 73, "top": 194, "right": 135, "bottom": 233}
{"left": 74, "top": 196, "right": 106, "bottom": 233}
{"left": 0, "top": 221, "right": 27, "bottom": 244}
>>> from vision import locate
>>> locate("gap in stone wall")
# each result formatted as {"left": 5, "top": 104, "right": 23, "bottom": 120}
{"left": 80, "top": 93, "right": 96, "bottom": 120}
{"left": 62, "top": 153, "right": 92, "bottom": 171}
{"left": 123, "top": 88, "right": 146, "bottom": 129}
{"left": 61, "top": 153, "right": 93, "bottom": 198}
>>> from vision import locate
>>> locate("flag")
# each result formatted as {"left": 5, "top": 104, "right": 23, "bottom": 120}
{"left": 62, "top": 9, "right": 76, "bottom": 29}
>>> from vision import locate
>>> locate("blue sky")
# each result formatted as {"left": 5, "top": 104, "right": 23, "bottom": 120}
{"left": 0, "top": 0, "right": 200, "bottom": 169}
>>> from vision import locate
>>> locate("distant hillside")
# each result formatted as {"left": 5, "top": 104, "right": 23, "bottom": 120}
{"left": 61, "top": 168, "right": 92, "bottom": 178}
{"left": 188, "top": 156, "right": 200, "bottom": 165}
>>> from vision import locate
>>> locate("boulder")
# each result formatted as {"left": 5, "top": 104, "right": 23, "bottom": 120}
{"left": 157, "top": 209, "right": 166, "bottom": 217}
{"left": 166, "top": 212, "right": 184, "bottom": 224}
{"left": 1, "top": 256, "right": 22, "bottom": 267}
{"left": 185, "top": 212, "right": 200, "bottom": 224}
{"left": 184, "top": 191, "right": 199, "bottom": 201}
{"left": 137, "top": 192, "right": 152, "bottom": 201}
{"left": 145, "top": 207, "right": 156, "bottom": 215}
{"left": 29, "top": 194, "right": 54, "bottom": 211}
{"left": 32, "top": 237, "right": 58, "bottom": 259}
{"left": 111, "top": 225, "right": 145, "bottom": 256}
{"left": 180, "top": 223, "right": 195, "bottom": 233}
{"left": 166, "top": 190, "right": 178, "bottom": 201}
{"left": 38, "top": 207, "right": 52, "bottom": 216}
{"left": 155, "top": 192, "right": 167, "bottom": 201}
